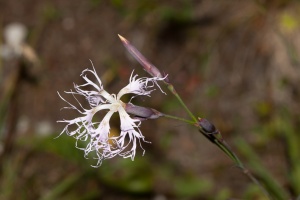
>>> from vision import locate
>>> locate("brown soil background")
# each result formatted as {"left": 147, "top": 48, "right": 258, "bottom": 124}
{"left": 1, "top": 0, "right": 300, "bottom": 199}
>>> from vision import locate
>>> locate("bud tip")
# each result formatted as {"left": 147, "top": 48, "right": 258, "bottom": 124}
{"left": 118, "top": 34, "right": 128, "bottom": 44}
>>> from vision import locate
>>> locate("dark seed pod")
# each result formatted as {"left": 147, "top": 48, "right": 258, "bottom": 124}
{"left": 198, "top": 118, "right": 217, "bottom": 134}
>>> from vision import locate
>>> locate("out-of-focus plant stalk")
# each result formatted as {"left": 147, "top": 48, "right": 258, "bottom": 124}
{"left": 235, "top": 138, "right": 289, "bottom": 200}
{"left": 0, "top": 60, "right": 21, "bottom": 174}
{"left": 0, "top": 23, "right": 40, "bottom": 178}
{"left": 0, "top": 59, "right": 22, "bottom": 131}
{"left": 198, "top": 126, "right": 273, "bottom": 199}
{"left": 118, "top": 34, "right": 280, "bottom": 199}
{"left": 273, "top": 116, "right": 300, "bottom": 196}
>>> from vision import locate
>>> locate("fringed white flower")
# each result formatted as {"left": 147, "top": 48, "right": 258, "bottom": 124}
{"left": 58, "top": 61, "right": 165, "bottom": 167}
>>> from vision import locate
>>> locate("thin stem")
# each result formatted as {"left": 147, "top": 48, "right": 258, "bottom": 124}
{"left": 235, "top": 138, "right": 289, "bottom": 200}
{"left": 163, "top": 113, "right": 195, "bottom": 124}
{"left": 199, "top": 128, "right": 272, "bottom": 199}
{"left": 215, "top": 139, "right": 244, "bottom": 168}
{"left": 166, "top": 112, "right": 271, "bottom": 198}
{"left": 118, "top": 35, "right": 273, "bottom": 199}
{"left": 164, "top": 79, "right": 271, "bottom": 198}
{"left": 241, "top": 167, "right": 273, "bottom": 200}
{"left": 217, "top": 139, "right": 271, "bottom": 199}
{"left": 216, "top": 140, "right": 271, "bottom": 199}
{"left": 165, "top": 78, "right": 272, "bottom": 199}
{"left": 165, "top": 83, "right": 197, "bottom": 123}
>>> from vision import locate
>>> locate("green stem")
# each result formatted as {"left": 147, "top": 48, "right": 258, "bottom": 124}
{"left": 162, "top": 75, "right": 272, "bottom": 199}
{"left": 164, "top": 115, "right": 270, "bottom": 198}
{"left": 215, "top": 139, "right": 243, "bottom": 168}
{"left": 200, "top": 130, "right": 273, "bottom": 200}
{"left": 163, "top": 113, "right": 195, "bottom": 124}
{"left": 165, "top": 83, "right": 197, "bottom": 123}
{"left": 235, "top": 138, "right": 289, "bottom": 200}
{"left": 215, "top": 139, "right": 271, "bottom": 198}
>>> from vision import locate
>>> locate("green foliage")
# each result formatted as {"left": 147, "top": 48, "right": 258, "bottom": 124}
{"left": 89, "top": 0, "right": 101, "bottom": 8}
{"left": 254, "top": 101, "right": 272, "bottom": 119}
{"left": 173, "top": 175, "right": 213, "bottom": 198}
{"left": 98, "top": 156, "right": 154, "bottom": 194}
{"left": 110, "top": 0, "right": 124, "bottom": 8}
{"left": 244, "top": 184, "right": 268, "bottom": 200}
{"left": 155, "top": 163, "right": 213, "bottom": 198}
{"left": 0, "top": 157, "right": 21, "bottom": 200}
{"left": 18, "top": 134, "right": 86, "bottom": 166}
{"left": 234, "top": 138, "right": 290, "bottom": 200}
{"left": 41, "top": 173, "right": 86, "bottom": 200}
{"left": 159, "top": 1, "right": 193, "bottom": 22}
{"left": 205, "top": 84, "right": 220, "bottom": 98}
{"left": 42, "top": 3, "right": 61, "bottom": 21}
{"left": 273, "top": 112, "right": 300, "bottom": 195}
{"left": 162, "top": 97, "right": 181, "bottom": 113}
{"left": 215, "top": 188, "right": 232, "bottom": 200}
{"left": 159, "top": 130, "right": 173, "bottom": 150}
{"left": 251, "top": 107, "right": 300, "bottom": 196}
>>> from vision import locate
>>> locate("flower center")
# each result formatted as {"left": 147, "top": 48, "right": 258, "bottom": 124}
{"left": 110, "top": 102, "right": 122, "bottom": 112}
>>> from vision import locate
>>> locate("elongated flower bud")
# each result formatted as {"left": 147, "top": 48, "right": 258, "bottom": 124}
{"left": 124, "top": 103, "right": 164, "bottom": 120}
{"left": 118, "top": 34, "right": 163, "bottom": 78}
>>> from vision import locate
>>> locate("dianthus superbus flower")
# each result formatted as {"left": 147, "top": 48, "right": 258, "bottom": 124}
{"left": 58, "top": 62, "right": 165, "bottom": 167}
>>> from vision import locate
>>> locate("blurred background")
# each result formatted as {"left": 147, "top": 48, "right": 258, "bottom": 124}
{"left": 1, "top": 0, "right": 300, "bottom": 199}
